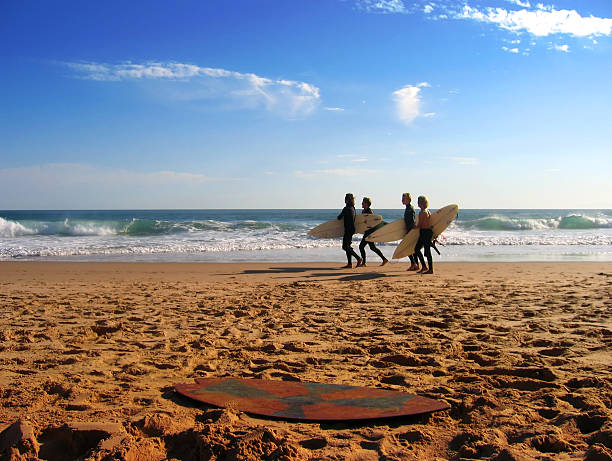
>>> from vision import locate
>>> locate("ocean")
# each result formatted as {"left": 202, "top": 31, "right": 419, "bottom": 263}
{"left": 1, "top": 209, "right": 611, "bottom": 262}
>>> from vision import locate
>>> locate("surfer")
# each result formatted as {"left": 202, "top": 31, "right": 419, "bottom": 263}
{"left": 337, "top": 193, "right": 363, "bottom": 269}
{"left": 402, "top": 193, "right": 419, "bottom": 271}
{"left": 414, "top": 195, "right": 434, "bottom": 274}
{"left": 358, "top": 197, "right": 389, "bottom": 267}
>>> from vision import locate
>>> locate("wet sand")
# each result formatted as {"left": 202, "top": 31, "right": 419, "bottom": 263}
{"left": 0, "top": 261, "right": 610, "bottom": 460}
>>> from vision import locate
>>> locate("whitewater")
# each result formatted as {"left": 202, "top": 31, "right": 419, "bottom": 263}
{"left": 1, "top": 209, "right": 611, "bottom": 262}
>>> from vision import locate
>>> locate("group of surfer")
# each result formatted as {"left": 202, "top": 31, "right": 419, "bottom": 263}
{"left": 338, "top": 192, "right": 435, "bottom": 274}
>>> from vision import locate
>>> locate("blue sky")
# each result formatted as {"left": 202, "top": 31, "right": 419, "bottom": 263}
{"left": 1, "top": 0, "right": 611, "bottom": 209}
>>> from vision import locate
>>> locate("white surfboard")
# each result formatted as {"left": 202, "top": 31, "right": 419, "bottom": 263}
{"left": 393, "top": 204, "right": 459, "bottom": 259}
{"left": 365, "top": 218, "right": 407, "bottom": 243}
{"left": 307, "top": 214, "right": 383, "bottom": 239}
{"left": 392, "top": 229, "right": 419, "bottom": 260}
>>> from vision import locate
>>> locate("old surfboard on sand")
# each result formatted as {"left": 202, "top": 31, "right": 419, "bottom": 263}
{"left": 393, "top": 204, "right": 459, "bottom": 259}
{"left": 364, "top": 218, "right": 407, "bottom": 243}
{"left": 175, "top": 377, "right": 449, "bottom": 421}
{"left": 307, "top": 213, "right": 382, "bottom": 238}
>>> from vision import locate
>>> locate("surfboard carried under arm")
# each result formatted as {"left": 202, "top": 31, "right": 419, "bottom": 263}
{"left": 307, "top": 213, "right": 382, "bottom": 239}
{"left": 364, "top": 218, "right": 407, "bottom": 243}
{"left": 393, "top": 204, "right": 458, "bottom": 259}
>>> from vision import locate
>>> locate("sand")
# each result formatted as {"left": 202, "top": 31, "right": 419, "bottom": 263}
{"left": 0, "top": 261, "right": 610, "bottom": 460}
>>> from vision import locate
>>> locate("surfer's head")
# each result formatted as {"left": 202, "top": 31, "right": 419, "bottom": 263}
{"left": 418, "top": 195, "right": 429, "bottom": 209}
{"left": 402, "top": 193, "right": 411, "bottom": 205}
{"left": 345, "top": 193, "right": 355, "bottom": 207}
{"left": 362, "top": 197, "right": 372, "bottom": 209}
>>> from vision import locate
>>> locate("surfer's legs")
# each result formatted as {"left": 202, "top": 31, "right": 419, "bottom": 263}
{"left": 415, "top": 246, "right": 426, "bottom": 270}
{"left": 423, "top": 245, "right": 433, "bottom": 273}
{"left": 367, "top": 242, "right": 388, "bottom": 265}
{"left": 359, "top": 239, "right": 367, "bottom": 264}
{"left": 342, "top": 234, "right": 362, "bottom": 267}
{"left": 414, "top": 232, "right": 428, "bottom": 271}
{"left": 407, "top": 253, "right": 419, "bottom": 271}
{"left": 418, "top": 229, "right": 434, "bottom": 274}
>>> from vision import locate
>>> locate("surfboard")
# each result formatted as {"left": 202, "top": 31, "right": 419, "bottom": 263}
{"left": 175, "top": 377, "right": 449, "bottom": 421}
{"left": 392, "top": 229, "right": 420, "bottom": 260}
{"left": 393, "top": 204, "right": 459, "bottom": 260}
{"left": 307, "top": 213, "right": 382, "bottom": 239}
{"left": 364, "top": 218, "right": 407, "bottom": 243}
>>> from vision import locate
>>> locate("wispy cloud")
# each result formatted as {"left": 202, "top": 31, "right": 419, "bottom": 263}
{"left": 357, "top": 0, "right": 410, "bottom": 14}
{"left": 0, "top": 163, "right": 246, "bottom": 208}
{"left": 336, "top": 154, "right": 369, "bottom": 162}
{"left": 553, "top": 44, "right": 570, "bottom": 53}
{"left": 392, "top": 82, "right": 430, "bottom": 125}
{"left": 0, "top": 163, "right": 240, "bottom": 185}
{"left": 64, "top": 61, "right": 321, "bottom": 117}
{"left": 449, "top": 156, "right": 478, "bottom": 165}
{"left": 506, "top": 0, "right": 530, "bottom": 7}
{"left": 295, "top": 167, "right": 378, "bottom": 178}
{"left": 324, "top": 107, "right": 345, "bottom": 111}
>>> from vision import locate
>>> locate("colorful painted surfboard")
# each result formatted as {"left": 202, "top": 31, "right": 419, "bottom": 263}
{"left": 175, "top": 377, "right": 449, "bottom": 421}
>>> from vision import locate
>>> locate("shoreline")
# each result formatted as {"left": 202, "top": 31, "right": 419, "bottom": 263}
{"left": 2, "top": 260, "right": 612, "bottom": 283}
{"left": 1, "top": 261, "right": 611, "bottom": 459}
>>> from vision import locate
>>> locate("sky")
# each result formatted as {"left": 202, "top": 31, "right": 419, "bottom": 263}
{"left": 1, "top": 0, "right": 611, "bottom": 209}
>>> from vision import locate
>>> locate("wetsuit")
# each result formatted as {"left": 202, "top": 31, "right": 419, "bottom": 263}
{"left": 338, "top": 206, "right": 360, "bottom": 264}
{"left": 414, "top": 210, "right": 433, "bottom": 270}
{"left": 404, "top": 204, "right": 417, "bottom": 266}
{"left": 359, "top": 209, "right": 386, "bottom": 264}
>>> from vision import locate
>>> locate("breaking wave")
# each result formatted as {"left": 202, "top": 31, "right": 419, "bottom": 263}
{"left": 460, "top": 214, "right": 612, "bottom": 231}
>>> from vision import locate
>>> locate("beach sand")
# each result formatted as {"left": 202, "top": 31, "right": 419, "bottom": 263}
{"left": 0, "top": 261, "right": 610, "bottom": 460}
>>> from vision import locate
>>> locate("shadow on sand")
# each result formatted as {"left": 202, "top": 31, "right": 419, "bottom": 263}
{"left": 230, "top": 266, "right": 400, "bottom": 282}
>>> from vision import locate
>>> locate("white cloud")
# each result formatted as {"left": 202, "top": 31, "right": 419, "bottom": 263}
{"left": 0, "top": 163, "right": 236, "bottom": 186}
{"left": 450, "top": 156, "right": 478, "bottom": 165}
{"left": 553, "top": 43, "right": 570, "bottom": 52}
{"left": 458, "top": 4, "right": 612, "bottom": 37}
{"left": 295, "top": 167, "right": 378, "bottom": 178}
{"left": 393, "top": 83, "right": 429, "bottom": 125}
{"left": 0, "top": 163, "right": 246, "bottom": 208}
{"left": 64, "top": 61, "right": 321, "bottom": 117}
{"left": 423, "top": 112, "right": 436, "bottom": 117}
{"left": 506, "top": 0, "right": 530, "bottom": 7}
{"left": 336, "top": 154, "right": 369, "bottom": 162}
{"left": 358, "top": 0, "right": 408, "bottom": 14}
{"left": 324, "top": 107, "right": 345, "bottom": 111}
{"left": 357, "top": 1, "right": 612, "bottom": 52}
{"left": 502, "top": 46, "right": 520, "bottom": 53}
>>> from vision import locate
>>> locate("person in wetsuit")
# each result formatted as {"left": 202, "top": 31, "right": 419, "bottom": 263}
{"left": 358, "top": 197, "right": 389, "bottom": 267}
{"left": 337, "top": 193, "right": 362, "bottom": 269}
{"left": 402, "top": 192, "right": 419, "bottom": 271}
{"left": 414, "top": 195, "right": 434, "bottom": 274}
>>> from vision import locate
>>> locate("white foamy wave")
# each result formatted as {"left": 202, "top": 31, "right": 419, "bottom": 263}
{"left": 0, "top": 217, "right": 36, "bottom": 237}
{"left": 441, "top": 229, "right": 612, "bottom": 246}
